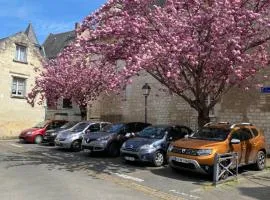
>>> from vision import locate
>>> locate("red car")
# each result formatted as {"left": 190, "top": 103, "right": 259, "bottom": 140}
{"left": 19, "top": 120, "right": 67, "bottom": 144}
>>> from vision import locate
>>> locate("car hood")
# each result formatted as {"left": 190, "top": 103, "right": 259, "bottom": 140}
{"left": 20, "top": 128, "right": 39, "bottom": 135}
{"left": 84, "top": 132, "right": 114, "bottom": 140}
{"left": 124, "top": 137, "right": 159, "bottom": 149}
{"left": 57, "top": 130, "right": 82, "bottom": 138}
{"left": 172, "top": 138, "right": 225, "bottom": 149}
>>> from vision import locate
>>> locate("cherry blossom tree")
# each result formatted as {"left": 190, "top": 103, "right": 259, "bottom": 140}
{"left": 75, "top": 0, "right": 270, "bottom": 127}
{"left": 28, "top": 41, "right": 120, "bottom": 120}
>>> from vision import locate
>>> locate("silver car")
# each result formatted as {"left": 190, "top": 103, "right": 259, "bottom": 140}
{"left": 54, "top": 121, "right": 110, "bottom": 151}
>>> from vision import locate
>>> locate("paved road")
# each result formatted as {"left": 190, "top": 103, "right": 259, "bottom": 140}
{"left": 0, "top": 140, "right": 269, "bottom": 200}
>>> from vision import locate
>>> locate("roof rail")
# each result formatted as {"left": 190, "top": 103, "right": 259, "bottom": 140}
{"left": 230, "top": 122, "right": 253, "bottom": 129}
{"left": 217, "top": 122, "right": 230, "bottom": 125}
{"left": 204, "top": 122, "right": 230, "bottom": 127}
{"left": 204, "top": 122, "right": 213, "bottom": 127}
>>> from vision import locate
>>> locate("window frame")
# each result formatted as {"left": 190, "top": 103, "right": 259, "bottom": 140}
{"left": 11, "top": 76, "right": 27, "bottom": 98}
{"left": 62, "top": 98, "right": 73, "bottom": 109}
{"left": 14, "top": 44, "right": 28, "bottom": 63}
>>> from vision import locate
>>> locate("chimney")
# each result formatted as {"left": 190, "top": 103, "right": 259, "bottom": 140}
{"left": 75, "top": 22, "right": 80, "bottom": 30}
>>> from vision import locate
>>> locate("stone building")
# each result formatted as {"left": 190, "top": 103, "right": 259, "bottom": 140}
{"left": 42, "top": 30, "right": 81, "bottom": 121}
{"left": 0, "top": 24, "right": 45, "bottom": 138}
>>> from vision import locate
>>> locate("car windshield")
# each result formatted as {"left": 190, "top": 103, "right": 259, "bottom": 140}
{"left": 33, "top": 121, "right": 48, "bottom": 128}
{"left": 137, "top": 127, "right": 166, "bottom": 139}
{"left": 70, "top": 122, "right": 89, "bottom": 132}
{"left": 60, "top": 121, "right": 78, "bottom": 129}
{"left": 101, "top": 124, "right": 124, "bottom": 133}
{"left": 190, "top": 127, "right": 230, "bottom": 141}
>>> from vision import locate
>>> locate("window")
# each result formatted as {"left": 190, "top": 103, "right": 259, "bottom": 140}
{"left": 15, "top": 45, "right": 27, "bottom": 62}
{"left": 63, "top": 98, "right": 72, "bottom": 108}
{"left": 251, "top": 128, "right": 259, "bottom": 137}
{"left": 240, "top": 128, "right": 253, "bottom": 141}
{"left": 88, "top": 123, "right": 101, "bottom": 132}
{"left": 12, "top": 77, "right": 26, "bottom": 97}
{"left": 232, "top": 128, "right": 253, "bottom": 141}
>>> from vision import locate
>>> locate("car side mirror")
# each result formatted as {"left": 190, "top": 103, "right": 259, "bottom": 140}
{"left": 85, "top": 130, "right": 91, "bottom": 134}
{"left": 230, "top": 138, "right": 240, "bottom": 144}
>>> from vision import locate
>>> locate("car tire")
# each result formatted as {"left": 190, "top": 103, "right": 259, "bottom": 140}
{"left": 34, "top": 135, "right": 43, "bottom": 144}
{"left": 71, "top": 140, "right": 82, "bottom": 152}
{"left": 254, "top": 151, "right": 266, "bottom": 171}
{"left": 108, "top": 143, "right": 120, "bottom": 157}
{"left": 153, "top": 151, "right": 165, "bottom": 167}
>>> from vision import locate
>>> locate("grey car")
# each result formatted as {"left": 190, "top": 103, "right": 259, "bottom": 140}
{"left": 120, "top": 125, "right": 192, "bottom": 166}
{"left": 54, "top": 121, "right": 111, "bottom": 151}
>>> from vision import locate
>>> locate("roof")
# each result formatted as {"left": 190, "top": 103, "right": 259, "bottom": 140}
{"left": 25, "top": 23, "right": 39, "bottom": 45}
{"left": 42, "top": 30, "right": 75, "bottom": 59}
{"left": 0, "top": 24, "right": 39, "bottom": 46}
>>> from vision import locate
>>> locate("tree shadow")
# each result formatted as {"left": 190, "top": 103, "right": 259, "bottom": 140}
{"left": 238, "top": 186, "right": 270, "bottom": 200}
{"left": 1, "top": 147, "right": 147, "bottom": 175}
{"left": 150, "top": 166, "right": 212, "bottom": 186}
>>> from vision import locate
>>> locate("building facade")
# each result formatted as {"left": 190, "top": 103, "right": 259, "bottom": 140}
{"left": 0, "top": 24, "right": 45, "bottom": 138}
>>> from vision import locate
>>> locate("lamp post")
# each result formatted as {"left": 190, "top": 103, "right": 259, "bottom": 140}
{"left": 142, "top": 83, "right": 151, "bottom": 123}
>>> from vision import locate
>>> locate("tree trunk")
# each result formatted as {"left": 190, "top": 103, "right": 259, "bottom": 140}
{"left": 79, "top": 105, "right": 87, "bottom": 120}
{"left": 197, "top": 108, "right": 210, "bottom": 128}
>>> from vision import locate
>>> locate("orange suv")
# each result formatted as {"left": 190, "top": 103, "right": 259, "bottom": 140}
{"left": 167, "top": 122, "right": 267, "bottom": 174}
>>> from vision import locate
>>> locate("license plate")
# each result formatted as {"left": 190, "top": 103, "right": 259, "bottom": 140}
{"left": 173, "top": 157, "right": 189, "bottom": 163}
{"left": 44, "top": 136, "right": 47, "bottom": 140}
{"left": 55, "top": 140, "right": 60, "bottom": 145}
{"left": 84, "top": 149, "right": 91, "bottom": 153}
{"left": 124, "top": 156, "right": 135, "bottom": 161}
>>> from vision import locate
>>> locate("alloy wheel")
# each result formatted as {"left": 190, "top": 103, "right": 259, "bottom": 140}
{"left": 154, "top": 152, "right": 164, "bottom": 167}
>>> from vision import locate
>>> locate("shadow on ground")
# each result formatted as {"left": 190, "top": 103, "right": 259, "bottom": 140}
{"left": 238, "top": 186, "right": 270, "bottom": 200}
{"left": 1, "top": 144, "right": 145, "bottom": 175}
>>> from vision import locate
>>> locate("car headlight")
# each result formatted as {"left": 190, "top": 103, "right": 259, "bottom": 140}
{"left": 26, "top": 131, "right": 32, "bottom": 135}
{"left": 51, "top": 132, "right": 57, "bottom": 136}
{"left": 167, "top": 144, "right": 174, "bottom": 152}
{"left": 121, "top": 142, "right": 126, "bottom": 149}
{"left": 140, "top": 144, "right": 155, "bottom": 151}
{"left": 196, "top": 149, "right": 212, "bottom": 156}
{"left": 97, "top": 135, "right": 111, "bottom": 141}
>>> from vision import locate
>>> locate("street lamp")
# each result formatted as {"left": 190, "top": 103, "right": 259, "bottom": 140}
{"left": 142, "top": 83, "right": 151, "bottom": 123}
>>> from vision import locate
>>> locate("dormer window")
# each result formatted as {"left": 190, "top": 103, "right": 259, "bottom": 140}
{"left": 15, "top": 44, "right": 27, "bottom": 63}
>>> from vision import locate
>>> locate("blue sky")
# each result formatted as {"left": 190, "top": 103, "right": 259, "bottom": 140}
{"left": 0, "top": 0, "right": 107, "bottom": 44}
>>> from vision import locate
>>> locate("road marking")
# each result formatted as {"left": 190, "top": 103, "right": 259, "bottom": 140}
{"left": 112, "top": 173, "right": 144, "bottom": 182}
{"left": 9, "top": 143, "right": 23, "bottom": 148}
{"left": 89, "top": 171, "right": 185, "bottom": 200}
{"left": 169, "top": 190, "right": 200, "bottom": 199}
{"left": 41, "top": 152, "right": 63, "bottom": 160}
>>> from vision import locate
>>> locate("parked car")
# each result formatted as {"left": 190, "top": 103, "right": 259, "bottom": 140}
{"left": 43, "top": 121, "right": 79, "bottom": 145}
{"left": 167, "top": 122, "right": 267, "bottom": 175}
{"left": 54, "top": 121, "right": 111, "bottom": 151}
{"left": 19, "top": 120, "right": 68, "bottom": 144}
{"left": 120, "top": 125, "right": 193, "bottom": 167}
{"left": 81, "top": 122, "right": 151, "bottom": 157}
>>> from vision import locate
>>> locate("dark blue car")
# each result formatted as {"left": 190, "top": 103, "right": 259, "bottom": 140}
{"left": 120, "top": 125, "right": 192, "bottom": 167}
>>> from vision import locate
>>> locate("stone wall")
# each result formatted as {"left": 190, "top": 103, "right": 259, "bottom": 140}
{"left": 0, "top": 33, "right": 45, "bottom": 137}
{"left": 88, "top": 72, "right": 198, "bottom": 130}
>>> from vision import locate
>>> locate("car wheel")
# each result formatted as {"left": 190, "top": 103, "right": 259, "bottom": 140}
{"left": 254, "top": 151, "right": 266, "bottom": 171}
{"left": 108, "top": 143, "right": 120, "bottom": 157}
{"left": 153, "top": 151, "right": 165, "bottom": 167}
{"left": 71, "top": 140, "right": 82, "bottom": 152}
{"left": 34, "top": 135, "right": 43, "bottom": 144}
